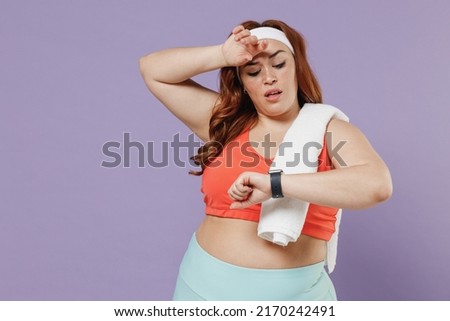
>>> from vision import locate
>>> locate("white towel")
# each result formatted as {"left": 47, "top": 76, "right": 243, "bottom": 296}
{"left": 257, "top": 103, "right": 349, "bottom": 273}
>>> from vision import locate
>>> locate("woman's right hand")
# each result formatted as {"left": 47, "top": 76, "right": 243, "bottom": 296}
{"left": 221, "top": 25, "right": 268, "bottom": 67}
{"left": 140, "top": 25, "right": 267, "bottom": 141}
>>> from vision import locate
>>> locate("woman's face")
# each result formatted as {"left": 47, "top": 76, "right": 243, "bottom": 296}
{"left": 239, "top": 39, "right": 299, "bottom": 117}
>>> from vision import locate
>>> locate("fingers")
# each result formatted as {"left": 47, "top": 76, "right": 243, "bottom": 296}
{"left": 257, "top": 39, "right": 268, "bottom": 51}
{"left": 228, "top": 181, "right": 253, "bottom": 201}
{"left": 232, "top": 26, "right": 257, "bottom": 45}
{"left": 239, "top": 35, "right": 258, "bottom": 46}
{"left": 226, "top": 26, "right": 270, "bottom": 67}
{"left": 228, "top": 172, "right": 271, "bottom": 209}
{"left": 233, "top": 27, "right": 268, "bottom": 53}
{"left": 230, "top": 199, "right": 253, "bottom": 210}
{"left": 234, "top": 29, "right": 250, "bottom": 41}
{"left": 232, "top": 25, "right": 245, "bottom": 35}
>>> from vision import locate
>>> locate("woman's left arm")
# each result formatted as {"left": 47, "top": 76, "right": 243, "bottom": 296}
{"left": 229, "top": 119, "right": 393, "bottom": 210}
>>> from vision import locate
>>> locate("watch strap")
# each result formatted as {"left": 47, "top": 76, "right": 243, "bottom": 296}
{"left": 269, "top": 169, "right": 284, "bottom": 198}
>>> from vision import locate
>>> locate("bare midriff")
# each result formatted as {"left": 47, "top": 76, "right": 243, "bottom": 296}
{"left": 196, "top": 214, "right": 327, "bottom": 269}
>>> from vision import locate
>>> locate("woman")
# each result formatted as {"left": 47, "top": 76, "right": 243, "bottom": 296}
{"left": 139, "top": 19, "right": 392, "bottom": 301}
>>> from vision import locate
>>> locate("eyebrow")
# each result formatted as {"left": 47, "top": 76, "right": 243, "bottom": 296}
{"left": 244, "top": 50, "right": 286, "bottom": 66}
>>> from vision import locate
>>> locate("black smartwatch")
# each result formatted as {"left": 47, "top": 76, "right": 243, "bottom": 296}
{"left": 268, "top": 169, "right": 284, "bottom": 198}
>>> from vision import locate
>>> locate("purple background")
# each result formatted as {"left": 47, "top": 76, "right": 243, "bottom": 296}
{"left": 1, "top": 0, "right": 450, "bottom": 300}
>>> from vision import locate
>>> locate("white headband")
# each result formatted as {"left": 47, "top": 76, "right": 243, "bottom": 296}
{"left": 236, "top": 27, "right": 294, "bottom": 84}
{"left": 250, "top": 27, "right": 294, "bottom": 54}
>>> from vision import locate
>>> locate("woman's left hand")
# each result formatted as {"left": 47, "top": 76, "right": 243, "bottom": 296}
{"left": 228, "top": 172, "right": 271, "bottom": 209}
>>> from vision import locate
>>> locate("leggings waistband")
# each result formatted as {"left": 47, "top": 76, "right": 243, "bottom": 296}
{"left": 173, "top": 233, "right": 337, "bottom": 301}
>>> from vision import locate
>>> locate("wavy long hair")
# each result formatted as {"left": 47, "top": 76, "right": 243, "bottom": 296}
{"left": 190, "top": 19, "right": 323, "bottom": 175}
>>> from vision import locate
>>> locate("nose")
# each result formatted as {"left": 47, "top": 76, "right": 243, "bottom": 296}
{"left": 263, "top": 67, "right": 277, "bottom": 85}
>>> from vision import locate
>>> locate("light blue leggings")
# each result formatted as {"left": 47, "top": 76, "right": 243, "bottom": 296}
{"left": 173, "top": 233, "right": 337, "bottom": 301}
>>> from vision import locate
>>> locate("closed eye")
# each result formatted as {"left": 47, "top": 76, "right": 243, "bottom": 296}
{"left": 247, "top": 70, "right": 260, "bottom": 77}
{"left": 247, "top": 61, "right": 285, "bottom": 76}
{"left": 274, "top": 61, "right": 286, "bottom": 69}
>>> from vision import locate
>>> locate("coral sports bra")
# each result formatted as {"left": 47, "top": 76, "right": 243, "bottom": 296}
{"left": 201, "top": 129, "right": 339, "bottom": 241}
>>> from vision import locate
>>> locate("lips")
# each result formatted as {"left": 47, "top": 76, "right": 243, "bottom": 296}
{"left": 264, "top": 89, "right": 282, "bottom": 102}
{"left": 264, "top": 89, "right": 283, "bottom": 97}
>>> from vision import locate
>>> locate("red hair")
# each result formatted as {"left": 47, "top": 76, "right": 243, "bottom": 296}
{"left": 190, "top": 19, "right": 322, "bottom": 175}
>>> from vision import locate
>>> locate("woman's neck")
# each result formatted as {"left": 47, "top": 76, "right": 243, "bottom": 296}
{"left": 255, "top": 106, "right": 300, "bottom": 134}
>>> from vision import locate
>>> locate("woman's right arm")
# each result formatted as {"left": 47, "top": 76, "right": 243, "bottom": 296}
{"left": 139, "top": 26, "right": 267, "bottom": 141}
{"left": 139, "top": 45, "right": 226, "bottom": 141}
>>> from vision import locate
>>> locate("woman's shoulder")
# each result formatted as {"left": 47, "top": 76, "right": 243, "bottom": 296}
{"left": 326, "top": 118, "right": 363, "bottom": 139}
